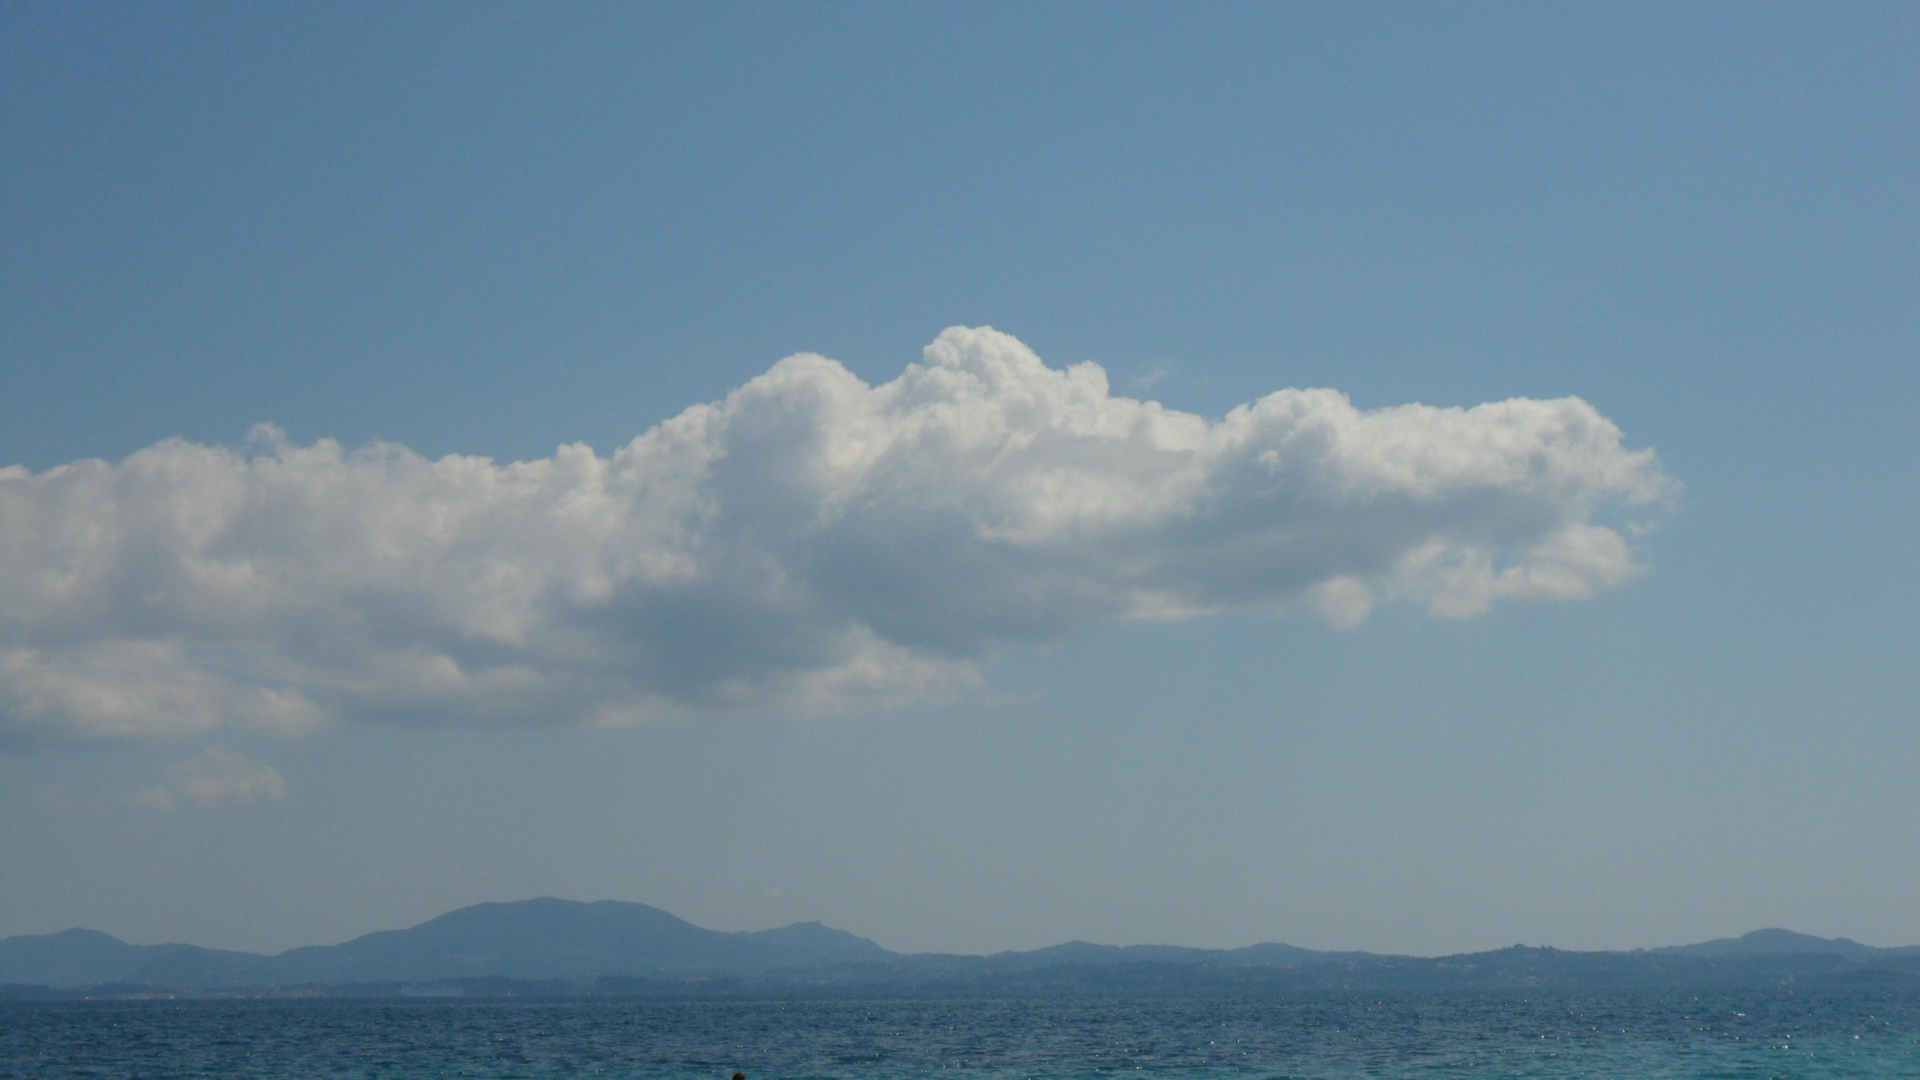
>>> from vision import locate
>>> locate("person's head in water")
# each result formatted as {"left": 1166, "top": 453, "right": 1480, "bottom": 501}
{"left": 732, "top": 1074, "right": 745, "bottom": 1080}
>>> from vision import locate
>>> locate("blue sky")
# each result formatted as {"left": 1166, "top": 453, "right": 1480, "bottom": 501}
{"left": 2, "top": 3, "right": 1915, "bottom": 957}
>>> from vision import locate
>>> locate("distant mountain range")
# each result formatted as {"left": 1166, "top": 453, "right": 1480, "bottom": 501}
{"left": 3, "top": 899, "right": 1916, "bottom": 997}
{"left": 0, "top": 899, "right": 887, "bottom": 990}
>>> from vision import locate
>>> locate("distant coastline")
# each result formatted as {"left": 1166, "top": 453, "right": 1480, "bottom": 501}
{"left": 4, "top": 899, "right": 1916, "bottom": 999}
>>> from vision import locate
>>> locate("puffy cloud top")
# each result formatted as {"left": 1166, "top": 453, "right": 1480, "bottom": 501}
{"left": 0, "top": 328, "right": 1672, "bottom": 743}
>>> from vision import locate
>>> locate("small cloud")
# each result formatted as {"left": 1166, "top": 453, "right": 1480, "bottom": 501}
{"left": 126, "top": 746, "right": 286, "bottom": 811}
{"left": 1308, "top": 577, "right": 1375, "bottom": 631}
{"left": 33, "top": 783, "right": 83, "bottom": 814}
{"left": 123, "top": 786, "right": 179, "bottom": 813}
{"left": 1125, "top": 359, "right": 1175, "bottom": 394}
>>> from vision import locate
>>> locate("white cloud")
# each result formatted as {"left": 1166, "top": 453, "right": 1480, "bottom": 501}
{"left": 125, "top": 746, "right": 287, "bottom": 811}
{"left": 0, "top": 327, "right": 1674, "bottom": 743}
{"left": 1307, "top": 577, "right": 1375, "bottom": 631}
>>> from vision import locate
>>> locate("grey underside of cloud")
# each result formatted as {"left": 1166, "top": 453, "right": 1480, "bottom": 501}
{"left": 0, "top": 327, "right": 1674, "bottom": 744}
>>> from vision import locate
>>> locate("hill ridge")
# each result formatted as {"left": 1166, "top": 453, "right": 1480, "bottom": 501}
{"left": 4, "top": 899, "right": 1916, "bottom": 992}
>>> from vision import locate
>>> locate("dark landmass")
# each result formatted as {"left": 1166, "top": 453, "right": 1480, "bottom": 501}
{"left": 0, "top": 899, "right": 885, "bottom": 990}
{"left": 3, "top": 899, "right": 1915, "bottom": 999}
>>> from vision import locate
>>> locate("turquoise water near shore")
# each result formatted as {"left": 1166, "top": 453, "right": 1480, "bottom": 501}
{"left": 5, "top": 988, "right": 1916, "bottom": 1078}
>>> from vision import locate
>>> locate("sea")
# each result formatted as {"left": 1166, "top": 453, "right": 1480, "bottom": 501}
{"left": 3, "top": 988, "right": 1916, "bottom": 1079}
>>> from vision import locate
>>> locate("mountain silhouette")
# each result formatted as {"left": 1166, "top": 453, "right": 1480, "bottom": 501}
{"left": 1653, "top": 929, "right": 1905, "bottom": 961}
{"left": 0, "top": 899, "right": 889, "bottom": 988}
{"left": 3, "top": 900, "right": 1915, "bottom": 993}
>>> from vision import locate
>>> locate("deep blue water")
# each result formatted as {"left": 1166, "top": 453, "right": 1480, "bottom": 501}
{"left": 4, "top": 989, "right": 1917, "bottom": 1079}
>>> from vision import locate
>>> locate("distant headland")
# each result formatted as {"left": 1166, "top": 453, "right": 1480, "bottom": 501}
{"left": 3, "top": 899, "right": 1915, "bottom": 998}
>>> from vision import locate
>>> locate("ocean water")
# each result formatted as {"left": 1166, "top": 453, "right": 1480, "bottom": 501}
{"left": 3, "top": 988, "right": 1916, "bottom": 1079}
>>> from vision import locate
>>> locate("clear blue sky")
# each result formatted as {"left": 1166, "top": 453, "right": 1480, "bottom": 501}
{"left": 2, "top": 2, "right": 1914, "bottom": 957}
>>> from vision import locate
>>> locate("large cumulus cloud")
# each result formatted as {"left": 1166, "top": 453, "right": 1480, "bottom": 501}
{"left": 0, "top": 327, "right": 1673, "bottom": 743}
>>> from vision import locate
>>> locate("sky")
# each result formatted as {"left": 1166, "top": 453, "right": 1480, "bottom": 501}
{"left": 1, "top": 3, "right": 1915, "bottom": 959}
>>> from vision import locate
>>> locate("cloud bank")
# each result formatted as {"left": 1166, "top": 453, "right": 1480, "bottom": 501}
{"left": 0, "top": 327, "right": 1672, "bottom": 743}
